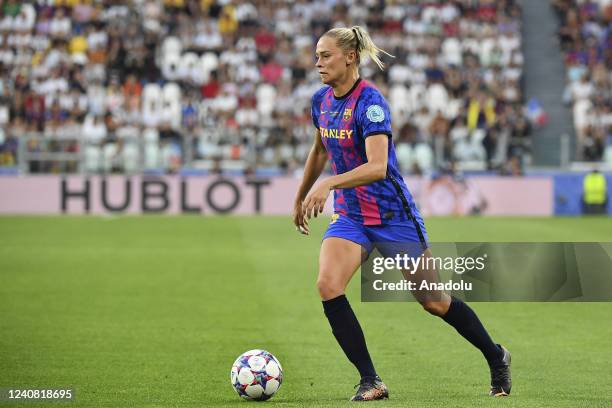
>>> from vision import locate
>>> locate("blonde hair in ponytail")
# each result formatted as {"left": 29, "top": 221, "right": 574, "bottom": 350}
{"left": 323, "top": 25, "right": 394, "bottom": 70}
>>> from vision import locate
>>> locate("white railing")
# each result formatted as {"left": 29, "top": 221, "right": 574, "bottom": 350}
{"left": 13, "top": 129, "right": 221, "bottom": 174}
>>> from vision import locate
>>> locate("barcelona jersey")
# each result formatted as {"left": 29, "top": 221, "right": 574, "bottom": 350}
{"left": 311, "top": 78, "right": 421, "bottom": 226}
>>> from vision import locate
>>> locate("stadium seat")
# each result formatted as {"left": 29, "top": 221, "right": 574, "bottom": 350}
{"left": 102, "top": 143, "right": 119, "bottom": 173}
{"left": 197, "top": 134, "right": 222, "bottom": 159}
{"left": 472, "top": 129, "right": 486, "bottom": 144}
{"left": 86, "top": 85, "right": 107, "bottom": 117}
{"left": 414, "top": 143, "right": 434, "bottom": 172}
{"left": 452, "top": 128, "right": 486, "bottom": 164}
{"left": 442, "top": 38, "right": 462, "bottom": 66}
{"left": 278, "top": 145, "right": 294, "bottom": 161}
{"left": 444, "top": 97, "right": 463, "bottom": 119}
{"left": 471, "top": 129, "right": 487, "bottom": 161}
{"left": 462, "top": 37, "right": 481, "bottom": 55}
{"left": 162, "top": 83, "right": 182, "bottom": 129}
{"left": 142, "top": 83, "right": 182, "bottom": 129}
{"left": 426, "top": 83, "right": 449, "bottom": 115}
{"left": 84, "top": 145, "right": 102, "bottom": 173}
{"left": 161, "top": 52, "right": 181, "bottom": 81}
{"left": 19, "top": 4, "right": 36, "bottom": 30}
{"left": 161, "top": 36, "right": 182, "bottom": 58}
{"left": 236, "top": 108, "right": 258, "bottom": 126}
{"left": 117, "top": 126, "right": 140, "bottom": 173}
{"left": 421, "top": 6, "right": 440, "bottom": 22}
{"left": 256, "top": 84, "right": 276, "bottom": 117}
{"left": 143, "top": 127, "right": 160, "bottom": 170}
{"left": 201, "top": 52, "right": 219, "bottom": 82}
{"left": 142, "top": 84, "right": 162, "bottom": 127}
{"left": 178, "top": 52, "right": 201, "bottom": 84}
{"left": 479, "top": 38, "right": 496, "bottom": 66}
{"left": 389, "top": 84, "right": 410, "bottom": 123}
{"left": 395, "top": 143, "right": 414, "bottom": 173}
{"left": 262, "top": 147, "right": 275, "bottom": 164}
{"left": 122, "top": 143, "right": 140, "bottom": 173}
{"left": 389, "top": 65, "right": 411, "bottom": 84}
{"left": 294, "top": 143, "right": 310, "bottom": 162}
{"left": 408, "top": 84, "right": 426, "bottom": 114}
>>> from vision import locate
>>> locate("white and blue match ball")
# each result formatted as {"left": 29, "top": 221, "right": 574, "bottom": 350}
{"left": 230, "top": 349, "right": 283, "bottom": 401}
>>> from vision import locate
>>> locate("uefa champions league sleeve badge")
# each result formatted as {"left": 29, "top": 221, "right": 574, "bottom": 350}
{"left": 366, "top": 105, "right": 385, "bottom": 123}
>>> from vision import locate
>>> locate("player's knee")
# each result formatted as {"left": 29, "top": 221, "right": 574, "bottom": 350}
{"left": 316, "top": 274, "right": 344, "bottom": 300}
{"left": 420, "top": 300, "right": 447, "bottom": 317}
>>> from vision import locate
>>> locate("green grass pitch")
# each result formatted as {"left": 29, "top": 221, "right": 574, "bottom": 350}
{"left": 1, "top": 216, "right": 612, "bottom": 407}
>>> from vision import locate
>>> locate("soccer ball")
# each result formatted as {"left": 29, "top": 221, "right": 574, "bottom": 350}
{"left": 230, "top": 349, "right": 283, "bottom": 401}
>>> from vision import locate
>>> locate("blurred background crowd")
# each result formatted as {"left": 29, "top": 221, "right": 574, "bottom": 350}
{"left": 0, "top": 0, "right": 608, "bottom": 175}
{"left": 553, "top": 0, "right": 612, "bottom": 162}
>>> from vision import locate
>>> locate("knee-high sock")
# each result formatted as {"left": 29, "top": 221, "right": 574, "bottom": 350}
{"left": 442, "top": 296, "right": 504, "bottom": 364}
{"left": 322, "top": 294, "right": 377, "bottom": 378}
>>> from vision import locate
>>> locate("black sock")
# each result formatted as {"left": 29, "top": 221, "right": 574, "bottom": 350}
{"left": 322, "top": 294, "right": 377, "bottom": 379}
{"left": 442, "top": 296, "right": 503, "bottom": 364}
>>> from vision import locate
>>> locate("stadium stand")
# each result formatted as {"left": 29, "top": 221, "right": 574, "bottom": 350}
{"left": 552, "top": 0, "right": 612, "bottom": 163}
{"left": 0, "top": 0, "right": 533, "bottom": 175}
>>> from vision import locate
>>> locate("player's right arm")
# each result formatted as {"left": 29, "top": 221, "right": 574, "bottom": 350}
{"left": 293, "top": 129, "right": 327, "bottom": 235}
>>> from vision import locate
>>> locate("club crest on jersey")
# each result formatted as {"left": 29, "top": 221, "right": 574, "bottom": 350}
{"left": 366, "top": 105, "right": 385, "bottom": 123}
{"left": 330, "top": 213, "right": 340, "bottom": 224}
{"left": 342, "top": 108, "right": 352, "bottom": 121}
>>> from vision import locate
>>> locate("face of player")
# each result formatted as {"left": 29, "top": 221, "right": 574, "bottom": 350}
{"left": 315, "top": 36, "right": 357, "bottom": 87}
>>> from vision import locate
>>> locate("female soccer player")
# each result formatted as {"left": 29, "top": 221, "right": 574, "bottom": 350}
{"left": 293, "top": 26, "right": 512, "bottom": 401}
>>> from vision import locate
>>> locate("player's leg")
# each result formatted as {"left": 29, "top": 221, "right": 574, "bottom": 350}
{"left": 319, "top": 216, "right": 389, "bottom": 401}
{"left": 407, "top": 248, "right": 511, "bottom": 396}
{"left": 317, "top": 238, "right": 374, "bottom": 371}
{"left": 369, "top": 216, "right": 511, "bottom": 397}
{"left": 317, "top": 237, "right": 364, "bottom": 300}
{"left": 407, "top": 248, "right": 502, "bottom": 361}
{"left": 401, "top": 247, "right": 451, "bottom": 315}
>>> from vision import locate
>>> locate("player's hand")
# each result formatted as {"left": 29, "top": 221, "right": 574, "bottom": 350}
{"left": 293, "top": 199, "right": 309, "bottom": 235}
{"left": 302, "top": 181, "right": 331, "bottom": 220}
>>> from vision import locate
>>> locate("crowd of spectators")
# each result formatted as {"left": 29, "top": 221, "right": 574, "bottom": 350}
{"left": 553, "top": 0, "right": 612, "bottom": 162}
{"left": 0, "top": 0, "right": 528, "bottom": 175}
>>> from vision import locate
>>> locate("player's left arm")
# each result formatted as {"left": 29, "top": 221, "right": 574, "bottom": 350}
{"left": 302, "top": 134, "right": 388, "bottom": 218}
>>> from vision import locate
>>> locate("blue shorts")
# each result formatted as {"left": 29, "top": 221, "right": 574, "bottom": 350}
{"left": 322, "top": 213, "right": 429, "bottom": 258}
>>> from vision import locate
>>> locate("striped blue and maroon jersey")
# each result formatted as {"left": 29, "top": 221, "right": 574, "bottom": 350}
{"left": 311, "top": 78, "right": 419, "bottom": 225}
